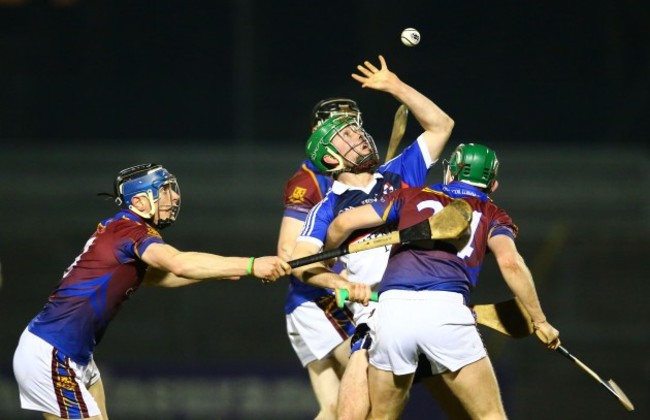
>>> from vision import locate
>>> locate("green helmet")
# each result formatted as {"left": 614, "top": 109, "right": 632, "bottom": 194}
{"left": 305, "top": 115, "right": 379, "bottom": 174}
{"left": 446, "top": 143, "right": 499, "bottom": 190}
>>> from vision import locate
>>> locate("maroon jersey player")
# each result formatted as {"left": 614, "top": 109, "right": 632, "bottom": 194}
{"left": 13, "top": 163, "right": 290, "bottom": 420}
{"left": 326, "top": 143, "right": 561, "bottom": 419}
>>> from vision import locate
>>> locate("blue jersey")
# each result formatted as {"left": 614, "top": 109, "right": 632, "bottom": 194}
{"left": 28, "top": 211, "right": 164, "bottom": 364}
{"left": 370, "top": 182, "right": 517, "bottom": 302}
{"left": 299, "top": 136, "right": 433, "bottom": 249}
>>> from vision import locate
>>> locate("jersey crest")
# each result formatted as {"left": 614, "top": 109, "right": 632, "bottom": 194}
{"left": 288, "top": 186, "right": 308, "bottom": 204}
{"left": 146, "top": 225, "right": 161, "bottom": 238}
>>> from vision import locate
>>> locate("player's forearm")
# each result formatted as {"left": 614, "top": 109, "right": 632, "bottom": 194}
{"left": 296, "top": 266, "right": 350, "bottom": 290}
{"left": 499, "top": 257, "right": 547, "bottom": 323}
{"left": 391, "top": 82, "right": 454, "bottom": 135}
{"left": 167, "top": 252, "right": 250, "bottom": 280}
{"left": 325, "top": 222, "right": 353, "bottom": 250}
{"left": 144, "top": 268, "right": 204, "bottom": 288}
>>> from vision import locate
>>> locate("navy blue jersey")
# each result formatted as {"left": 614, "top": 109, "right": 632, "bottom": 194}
{"left": 294, "top": 137, "right": 436, "bottom": 298}
{"left": 299, "top": 136, "right": 433, "bottom": 250}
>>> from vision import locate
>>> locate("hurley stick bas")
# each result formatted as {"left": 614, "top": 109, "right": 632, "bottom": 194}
{"left": 385, "top": 104, "right": 409, "bottom": 161}
{"left": 483, "top": 297, "right": 635, "bottom": 412}
{"left": 288, "top": 199, "right": 473, "bottom": 269}
{"left": 534, "top": 329, "right": 635, "bottom": 412}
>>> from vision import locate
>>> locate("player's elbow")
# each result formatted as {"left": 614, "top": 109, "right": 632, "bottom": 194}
{"left": 291, "top": 265, "right": 310, "bottom": 282}
{"left": 327, "top": 219, "right": 349, "bottom": 248}
{"left": 163, "top": 257, "right": 193, "bottom": 278}
{"left": 166, "top": 265, "right": 186, "bottom": 278}
{"left": 278, "top": 241, "right": 294, "bottom": 260}
{"left": 443, "top": 115, "right": 455, "bottom": 133}
{"left": 431, "top": 114, "right": 454, "bottom": 135}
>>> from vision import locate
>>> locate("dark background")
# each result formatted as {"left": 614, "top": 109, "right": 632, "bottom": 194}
{"left": 0, "top": 1, "right": 648, "bottom": 418}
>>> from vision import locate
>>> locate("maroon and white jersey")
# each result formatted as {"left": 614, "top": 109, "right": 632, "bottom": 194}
{"left": 370, "top": 181, "right": 517, "bottom": 302}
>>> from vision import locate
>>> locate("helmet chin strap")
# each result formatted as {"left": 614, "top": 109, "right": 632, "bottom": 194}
{"left": 444, "top": 167, "right": 453, "bottom": 184}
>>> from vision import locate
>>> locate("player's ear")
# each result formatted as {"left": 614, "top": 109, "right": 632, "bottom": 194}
{"left": 130, "top": 195, "right": 146, "bottom": 211}
{"left": 323, "top": 155, "right": 338, "bottom": 165}
{"left": 490, "top": 180, "right": 499, "bottom": 193}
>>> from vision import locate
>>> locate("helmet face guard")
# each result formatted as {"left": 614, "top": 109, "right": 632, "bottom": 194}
{"left": 306, "top": 115, "right": 380, "bottom": 175}
{"left": 444, "top": 143, "right": 499, "bottom": 191}
{"left": 114, "top": 163, "right": 181, "bottom": 229}
{"left": 311, "top": 98, "right": 362, "bottom": 130}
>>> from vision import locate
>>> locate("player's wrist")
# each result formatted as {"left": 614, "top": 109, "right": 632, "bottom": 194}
{"left": 246, "top": 257, "right": 255, "bottom": 276}
{"left": 532, "top": 319, "right": 547, "bottom": 329}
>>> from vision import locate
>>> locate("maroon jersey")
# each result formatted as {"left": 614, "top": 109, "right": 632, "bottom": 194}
{"left": 283, "top": 159, "right": 340, "bottom": 314}
{"left": 370, "top": 181, "right": 517, "bottom": 302}
{"left": 282, "top": 159, "right": 332, "bottom": 221}
{"left": 28, "top": 210, "right": 164, "bottom": 364}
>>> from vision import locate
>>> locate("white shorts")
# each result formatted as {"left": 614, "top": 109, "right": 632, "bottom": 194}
{"left": 368, "top": 290, "right": 486, "bottom": 376}
{"left": 286, "top": 296, "right": 354, "bottom": 367}
{"left": 346, "top": 300, "right": 378, "bottom": 326}
{"left": 341, "top": 244, "right": 390, "bottom": 287}
{"left": 342, "top": 245, "right": 387, "bottom": 326}
{"left": 13, "top": 329, "right": 102, "bottom": 418}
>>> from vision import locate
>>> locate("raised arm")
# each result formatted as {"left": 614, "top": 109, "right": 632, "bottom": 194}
{"left": 141, "top": 242, "right": 291, "bottom": 287}
{"left": 488, "top": 234, "right": 561, "bottom": 349}
{"left": 351, "top": 54, "right": 454, "bottom": 160}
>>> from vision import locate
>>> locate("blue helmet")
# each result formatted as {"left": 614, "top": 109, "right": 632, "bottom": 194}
{"left": 114, "top": 163, "right": 180, "bottom": 229}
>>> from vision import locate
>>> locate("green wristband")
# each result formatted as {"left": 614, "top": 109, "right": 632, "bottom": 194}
{"left": 247, "top": 257, "right": 255, "bottom": 276}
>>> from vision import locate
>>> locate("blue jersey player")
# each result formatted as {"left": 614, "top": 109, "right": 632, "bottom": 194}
{"left": 290, "top": 55, "right": 455, "bottom": 419}
{"left": 13, "top": 163, "right": 291, "bottom": 420}
{"left": 326, "top": 143, "right": 561, "bottom": 419}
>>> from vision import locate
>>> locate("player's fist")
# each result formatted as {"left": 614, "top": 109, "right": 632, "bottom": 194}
{"left": 252, "top": 256, "right": 291, "bottom": 282}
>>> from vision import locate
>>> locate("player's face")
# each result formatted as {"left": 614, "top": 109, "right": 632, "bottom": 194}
{"left": 156, "top": 183, "right": 180, "bottom": 223}
{"left": 332, "top": 125, "right": 372, "bottom": 163}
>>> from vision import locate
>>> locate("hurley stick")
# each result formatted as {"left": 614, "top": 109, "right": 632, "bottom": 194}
{"left": 473, "top": 297, "right": 634, "bottom": 411}
{"left": 470, "top": 297, "right": 534, "bottom": 338}
{"left": 549, "top": 340, "right": 635, "bottom": 411}
{"left": 288, "top": 199, "right": 472, "bottom": 269}
{"left": 385, "top": 104, "right": 409, "bottom": 161}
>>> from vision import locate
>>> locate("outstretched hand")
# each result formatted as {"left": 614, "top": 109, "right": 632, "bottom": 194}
{"left": 351, "top": 55, "right": 401, "bottom": 93}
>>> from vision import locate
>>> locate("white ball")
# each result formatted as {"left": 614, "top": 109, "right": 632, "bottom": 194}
{"left": 401, "top": 28, "right": 420, "bottom": 47}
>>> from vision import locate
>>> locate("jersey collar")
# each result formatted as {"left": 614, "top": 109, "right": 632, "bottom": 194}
{"left": 331, "top": 172, "right": 384, "bottom": 195}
